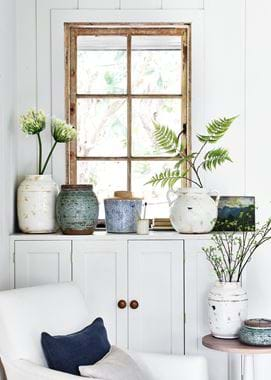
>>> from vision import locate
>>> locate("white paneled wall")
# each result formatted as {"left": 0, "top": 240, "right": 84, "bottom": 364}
{"left": 246, "top": 0, "right": 271, "bottom": 377}
{"left": 0, "top": 0, "right": 16, "bottom": 290}
{"left": 79, "top": 0, "right": 120, "bottom": 8}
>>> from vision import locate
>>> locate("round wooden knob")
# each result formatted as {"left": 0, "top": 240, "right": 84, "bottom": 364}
{"left": 130, "top": 300, "right": 139, "bottom": 309}
{"left": 117, "top": 300, "right": 127, "bottom": 309}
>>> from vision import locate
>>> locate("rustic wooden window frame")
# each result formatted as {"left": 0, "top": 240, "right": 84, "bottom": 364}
{"left": 65, "top": 23, "right": 191, "bottom": 208}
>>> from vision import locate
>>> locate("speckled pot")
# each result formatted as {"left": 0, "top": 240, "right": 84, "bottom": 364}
{"left": 17, "top": 175, "right": 59, "bottom": 233}
{"left": 208, "top": 282, "right": 248, "bottom": 339}
{"left": 167, "top": 188, "right": 219, "bottom": 233}
{"left": 104, "top": 198, "right": 142, "bottom": 233}
{"left": 56, "top": 185, "right": 99, "bottom": 235}
{"left": 240, "top": 320, "right": 271, "bottom": 346}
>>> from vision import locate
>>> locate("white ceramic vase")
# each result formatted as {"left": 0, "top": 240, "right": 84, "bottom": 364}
{"left": 166, "top": 188, "right": 219, "bottom": 233}
{"left": 208, "top": 282, "right": 248, "bottom": 339}
{"left": 17, "top": 175, "right": 59, "bottom": 233}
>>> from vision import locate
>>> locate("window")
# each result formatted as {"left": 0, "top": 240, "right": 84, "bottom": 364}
{"left": 65, "top": 24, "right": 191, "bottom": 220}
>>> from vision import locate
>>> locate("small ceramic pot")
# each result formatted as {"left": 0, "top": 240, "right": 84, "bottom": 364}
{"left": 208, "top": 282, "right": 248, "bottom": 339}
{"left": 167, "top": 188, "right": 219, "bottom": 233}
{"left": 56, "top": 185, "right": 99, "bottom": 235}
{"left": 17, "top": 175, "right": 59, "bottom": 233}
{"left": 136, "top": 219, "right": 149, "bottom": 235}
{"left": 104, "top": 191, "right": 142, "bottom": 233}
{"left": 240, "top": 319, "right": 271, "bottom": 346}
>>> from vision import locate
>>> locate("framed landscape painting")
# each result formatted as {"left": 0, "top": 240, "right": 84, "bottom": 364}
{"left": 213, "top": 196, "right": 255, "bottom": 232}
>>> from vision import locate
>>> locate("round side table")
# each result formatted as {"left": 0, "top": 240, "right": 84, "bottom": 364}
{"left": 202, "top": 334, "right": 271, "bottom": 380}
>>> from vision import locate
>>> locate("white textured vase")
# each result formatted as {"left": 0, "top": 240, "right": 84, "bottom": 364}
{"left": 167, "top": 188, "right": 219, "bottom": 233}
{"left": 208, "top": 282, "right": 248, "bottom": 339}
{"left": 17, "top": 175, "right": 59, "bottom": 233}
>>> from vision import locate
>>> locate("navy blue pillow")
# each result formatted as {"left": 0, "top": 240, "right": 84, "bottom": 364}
{"left": 41, "top": 317, "right": 110, "bottom": 375}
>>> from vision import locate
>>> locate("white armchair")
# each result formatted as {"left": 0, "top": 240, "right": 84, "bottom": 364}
{"left": 0, "top": 283, "right": 208, "bottom": 380}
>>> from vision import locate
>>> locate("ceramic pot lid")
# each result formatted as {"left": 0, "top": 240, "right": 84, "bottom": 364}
{"left": 244, "top": 319, "right": 271, "bottom": 328}
{"left": 105, "top": 190, "right": 142, "bottom": 201}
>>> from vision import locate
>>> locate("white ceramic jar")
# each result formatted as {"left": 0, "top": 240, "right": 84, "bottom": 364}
{"left": 17, "top": 175, "right": 59, "bottom": 233}
{"left": 167, "top": 188, "right": 219, "bottom": 233}
{"left": 208, "top": 282, "right": 248, "bottom": 339}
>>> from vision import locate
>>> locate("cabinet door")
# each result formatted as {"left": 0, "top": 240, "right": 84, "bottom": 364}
{"left": 73, "top": 241, "right": 127, "bottom": 347}
{"left": 14, "top": 241, "right": 72, "bottom": 288}
{"left": 128, "top": 240, "right": 184, "bottom": 354}
{"left": 185, "top": 239, "right": 241, "bottom": 380}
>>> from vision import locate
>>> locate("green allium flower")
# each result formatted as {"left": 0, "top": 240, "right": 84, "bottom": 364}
{"left": 52, "top": 118, "right": 77, "bottom": 143}
{"left": 19, "top": 109, "right": 46, "bottom": 135}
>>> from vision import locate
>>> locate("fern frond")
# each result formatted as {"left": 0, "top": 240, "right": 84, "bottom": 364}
{"left": 174, "top": 153, "right": 197, "bottom": 170}
{"left": 202, "top": 148, "right": 232, "bottom": 171}
{"left": 145, "top": 169, "right": 182, "bottom": 188}
{"left": 153, "top": 121, "right": 179, "bottom": 154}
{"left": 197, "top": 116, "right": 238, "bottom": 144}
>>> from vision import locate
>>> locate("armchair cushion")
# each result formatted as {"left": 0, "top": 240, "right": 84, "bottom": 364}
{"left": 41, "top": 318, "right": 110, "bottom": 376}
{"left": 79, "top": 346, "right": 152, "bottom": 380}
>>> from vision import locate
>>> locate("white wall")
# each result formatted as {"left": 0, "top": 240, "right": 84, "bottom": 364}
{"left": 13, "top": 0, "right": 271, "bottom": 379}
{"left": 0, "top": 0, "right": 16, "bottom": 290}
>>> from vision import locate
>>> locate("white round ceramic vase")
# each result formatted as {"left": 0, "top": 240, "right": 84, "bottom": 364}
{"left": 208, "top": 282, "right": 248, "bottom": 339}
{"left": 17, "top": 175, "right": 59, "bottom": 233}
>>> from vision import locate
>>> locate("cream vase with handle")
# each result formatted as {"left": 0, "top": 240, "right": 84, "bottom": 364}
{"left": 167, "top": 188, "right": 219, "bottom": 233}
{"left": 17, "top": 175, "right": 59, "bottom": 233}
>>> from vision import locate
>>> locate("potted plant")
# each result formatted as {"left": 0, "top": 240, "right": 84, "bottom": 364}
{"left": 147, "top": 116, "right": 237, "bottom": 233}
{"left": 203, "top": 217, "right": 271, "bottom": 338}
{"left": 17, "top": 109, "right": 77, "bottom": 233}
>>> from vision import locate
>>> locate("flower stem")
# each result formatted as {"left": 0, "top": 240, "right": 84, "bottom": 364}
{"left": 37, "top": 133, "right": 42, "bottom": 175}
{"left": 40, "top": 141, "right": 57, "bottom": 175}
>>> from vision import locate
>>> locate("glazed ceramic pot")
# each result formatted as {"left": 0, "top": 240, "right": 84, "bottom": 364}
{"left": 208, "top": 282, "right": 248, "bottom": 339}
{"left": 167, "top": 188, "right": 219, "bottom": 233}
{"left": 240, "top": 319, "right": 271, "bottom": 346}
{"left": 17, "top": 175, "right": 59, "bottom": 233}
{"left": 56, "top": 185, "right": 99, "bottom": 235}
{"left": 104, "top": 191, "right": 142, "bottom": 233}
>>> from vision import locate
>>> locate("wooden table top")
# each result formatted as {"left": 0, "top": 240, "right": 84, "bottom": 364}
{"left": 202, "top": 334, "right": 271, "bottom": 354}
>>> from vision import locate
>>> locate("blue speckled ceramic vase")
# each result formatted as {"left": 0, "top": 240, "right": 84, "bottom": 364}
{"left": 56, "top": 184, "right": 99, "bottom": 235}
{"left": 240, "top": 319, "right": 271, "bottom": 346}
{"left": 104, "top": 191, "right": 142, "bottom": 233}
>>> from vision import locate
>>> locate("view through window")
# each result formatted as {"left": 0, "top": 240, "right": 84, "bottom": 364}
{"left": 65, "top": 25, "right": 191, "bottom": 221}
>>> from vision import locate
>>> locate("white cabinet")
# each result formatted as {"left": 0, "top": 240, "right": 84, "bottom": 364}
{"left": 72, "top": 241, "right": 127, "bottom": 347}
{"left": 72, "top": 239, "right": 183, "bottom": 354}
{"left": 11, "top": 233, "right": 238, "bottom": 380}
{"left": 14, "top": 241, "right": 71, "bottom": 288}
{"left": 128, "top": 240, "right": 183, "bottom": 354}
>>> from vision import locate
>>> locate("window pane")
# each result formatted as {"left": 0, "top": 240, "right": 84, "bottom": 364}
{"left": 131, "top": 160, "right": 179, "bottom": 219}
{"left": 131, "top": 36, "right": 182, "bottom": 94}
{"left": 77, "top": 161, "right": 127, "bottom": 219}
{"left": 77, "top": 36, "right": 127, "bottom": 94}
{"left": 132, "top": 98, "right": 182, "bottom": 157}
{"left": 77, "top": 98, "right": 127, "bottom": 157}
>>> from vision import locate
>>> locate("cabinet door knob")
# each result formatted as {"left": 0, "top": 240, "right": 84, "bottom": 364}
{"left": 117, "top": 300, "right": 127, "bottom": 309}
{"left": 130, "top": 300, "right": 139, "bottom": 309}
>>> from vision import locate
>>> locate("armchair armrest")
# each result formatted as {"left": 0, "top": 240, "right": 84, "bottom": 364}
{"left": 132, "top": 352, "right": 209, "bottom": 380}
{"left": 2, "top": 353, "right": 209, "bottom": 380}
{"left": 2, "top": 358, "right": 81, "bottom": 380}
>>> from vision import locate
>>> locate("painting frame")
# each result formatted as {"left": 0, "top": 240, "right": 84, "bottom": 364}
{"left": 213, "top": 196, "right": 255, "bottom": 232}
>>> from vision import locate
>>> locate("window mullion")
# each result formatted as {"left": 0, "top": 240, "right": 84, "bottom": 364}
{"left": 69, "top": 29, "right": 77, "bottom": 184}
{"left": 181, "top": 30, "right": 190, "bottom": 188}
{"left": 127, "top": 34, "right": 132, "bottom": 191}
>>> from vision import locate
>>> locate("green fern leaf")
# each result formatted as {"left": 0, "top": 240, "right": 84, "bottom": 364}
{"left": 153, "top": 121, "right": 179, "bottom": 154}
{"left": 174, "top": 153, "right": 197, "bottom": 170}
{"left": 197, "top": 116, "right": 238, "bottom": 144}
{"left": 145, "top": 169, "right": 182, "bottom": 188}
{"left": 202, "top": 148, "right": 232, "bottom": 171}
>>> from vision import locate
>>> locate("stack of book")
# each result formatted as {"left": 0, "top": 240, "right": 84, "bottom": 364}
{"left": 152, "top": 218, "right": 173, "bottom": 230}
